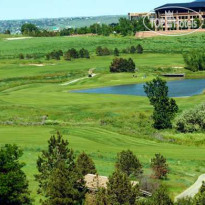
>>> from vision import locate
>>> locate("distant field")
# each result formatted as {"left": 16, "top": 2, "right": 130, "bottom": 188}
{"left": 0, "top": 32, "right": 205, "bottom": 58}
{"left": 0, "top": 33, "right": 205, "bottom": 204}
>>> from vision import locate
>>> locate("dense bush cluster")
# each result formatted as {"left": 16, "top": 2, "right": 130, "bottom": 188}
{"left": 110, "top": 58, "right": 136, "bottom": 73}
{"left": 183, "top": 49, "right": 205, "bottom": 71}
{"left": 122, "top": 44, "right": 144, "bottom": 54}
{"left": 45, "top": 48, "right": 90, "bottom": 60}
{"left": 18, "top": 53, "right": 39, "bottom": 59}
{"left": 96, "top": 46, "right": 111, "bottom": 56}
{"left": 96, "top": 44, "right": 144, "bottom": 56}
{"left": 175, "top": 103, "right": 205, "bottom": 133}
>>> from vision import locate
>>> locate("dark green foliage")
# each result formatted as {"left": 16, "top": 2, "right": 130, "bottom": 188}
{"left": 118, "top": 18, "right": 134, "bottom": 36}
{"left": 0, "top": 144, "right": 32, "bottom": 205}
{"left": 68, "top": 48, "right": 79, "bottom": 58}
{"left": 144, "top": 77, "right": 178, "bottom": 129}
{"left": 130, "top": 46, "right": 137, "bottom": 54}
{"left": 21, "top": 23, "right": 39, "bottom": 35}
{"left": 35, "top": 132, "right": 86, "bottom": 204}
{"left": 79, "top": 48, "right": 90, "bottom": 58}
{"left": 175, "top": 197, "right": 193, "bottom": 205}
{"left": 64, "top": 51, "right": 71, "bottom": 61}
{"left": 151, "top": 154, "right": 168, "bottom": 179}
{"left": 95, "top": 188, "right": 108, "bottom": 205}
{"left": 4, "top": 30, "right": 11, "bottom": 35}
{"left": 114, "top": 48, "right": 120, "bottom": 56}
{"left": 96, "top": 46, "right": 111, "bottom": 56}
{"left": 19, "top": 53, "right": 24, "bottom": 59}
{"left": 175, "top": 103, "right": 205, "bottom": 133}
{"left": 107, "top": 169, "right": 139, "bottom": 205}
{"left": 149, "top": 185, "right": 173, "bottom": 205}
{"left": 110, "top": 58, "right": 135, "bottom": 73}
{"left": 116, "top": 150, "right": 143, "bottom": 177}
{"left": 46, "top": 50, "right": 63, "bottom": 60}
{"left": 76, "top": 151, "right": 97, "bottom": 176}
{"left": 137, "top": 44, "right": 144, "bottom": 54}
{"left": 183, "top": 50, "right": 205, "bottom": 71}
{"left": 193, "top": 181, "right": 205, "bottom": 204}
{"left": 43, "top": 161, "right": 86, "bottom": 205}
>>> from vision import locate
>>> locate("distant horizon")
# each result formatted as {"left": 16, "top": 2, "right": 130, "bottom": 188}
{"left": 1, "top": 0, "right": 192, "bottom": 21}
{"left": 0, "top": 14, "right": 125, "bottom": 22}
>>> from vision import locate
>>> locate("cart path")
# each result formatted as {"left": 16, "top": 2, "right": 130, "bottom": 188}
{"left": 175, "top": 174, "right": 205, "bottom": 201}
{"left": 60, "top": 74, "right": 97, "bottom": 86}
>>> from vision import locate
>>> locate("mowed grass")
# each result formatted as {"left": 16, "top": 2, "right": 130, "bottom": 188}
{"left": 0, "top": 32, "right": 205, "bottom": 58}
{"left": 1, "top": 125, "right": 205, "bottom": 204}
{"left": 0, "top": 34, "right": 205, "bottom": 204}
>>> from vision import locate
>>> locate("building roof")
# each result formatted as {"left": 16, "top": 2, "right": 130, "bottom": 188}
{"left": 84, "top": 174, "right": 138, "bottom": 191}
{"left": 155, "top": 1, "right": 205, "bottom": 11}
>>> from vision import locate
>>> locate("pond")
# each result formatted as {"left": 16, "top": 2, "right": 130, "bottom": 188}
{"left": 72, "top": 79, "right": 205, "bottom": 97}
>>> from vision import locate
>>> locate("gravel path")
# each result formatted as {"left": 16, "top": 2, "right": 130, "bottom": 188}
{"left": 61, "top": 74, "right": 97, "bottom": 86}
{"left": 175, "top": 174, "right": 205, "bottom": 201}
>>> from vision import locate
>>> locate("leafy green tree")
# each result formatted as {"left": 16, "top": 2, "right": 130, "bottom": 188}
{"left": 183, "top": 49, "right": 205, "bottom": 72}
{"left": 110, "top": 58, "right": 135, "bottom": 73}
{"left": 151, "top": 154, "right": 168, "bottom": 179}
{"left": 35, "top": 132, "right": 86, "bottom": 204}
{"left": 119, "top": 18, "right": 133, "bottom": 36}
{"left": 114, "top": 48, "right": 120, "bottom": 56}
{"left": 0, "top": 144, "right": 32, "bottom": 205}
{"left": 175, "top": 103, "right": 205, "bottom": 133}
{"left": 76, "top": 151, "right": 97, "bottom": 176}
{"left": 149, "top": 185, "right": 173, "bottom": 205}
{"left": 107, "top": 169, "right": 139, "bottom": 205}
{"left": 116, "top": 150, "right": 143, "bottom": 177}
{"left": 144, "top": 77, "right": 178, "bottom": 129}
{"left": 137, "top": 44, "right": 144, "bottom": 54}
{"left": 21, "top": 23, "right": 39, "bottom": 35}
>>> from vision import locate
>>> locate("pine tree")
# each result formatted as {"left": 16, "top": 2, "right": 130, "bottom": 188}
{"left": 76, "top": 151, "right": 97, "bottom": 176}
{"left": 136, "top": 44, "right": 144, "bottom": 54}
{"left": 0, "top": 144, "right": 32, "bottom": 205}
{"left": 149, "top": 185, "right": 173, "bottom": 205}
{"left": 107, "top": 169, "right": 139, "bottom": 205}
{"left": 35, "top": 132, "right": 86, "bottom": 204}
{"left": 43, "top": 161, "right": 86, "bottom": 205}
{"left": 151, "top": 154, "right": 169, "bottom": 179}
{"left": 114, "top": 48, "right": 120, "bottom": 56}
{"left": 116, "top": 150, "right": 143, "bottom": 177}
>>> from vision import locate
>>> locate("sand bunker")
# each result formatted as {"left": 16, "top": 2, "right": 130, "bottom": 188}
{"left": 5, "top": 37, "right": 33, "bottom": 41}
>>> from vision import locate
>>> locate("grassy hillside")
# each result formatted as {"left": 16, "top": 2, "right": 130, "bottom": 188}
{"left": 0, "top": 33, "right": 205, "bottom": 204}
{"left": 0, "top": 32, "right": 205, "bottom": 58}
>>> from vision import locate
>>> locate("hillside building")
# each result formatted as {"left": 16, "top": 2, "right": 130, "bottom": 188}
{"left": 129, "top": 0, "right": 205, "bottom": 31}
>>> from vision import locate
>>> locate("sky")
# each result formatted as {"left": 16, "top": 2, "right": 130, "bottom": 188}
{"left": 0, "top": 0, "right": 192, "bottom": 20}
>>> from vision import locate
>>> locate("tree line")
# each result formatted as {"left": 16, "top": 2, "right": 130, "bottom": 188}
{"left": 18, "top": 44, "right": 144, "bottom": 60}
{"left": 20, "top": 17, "right": 151, "bottom": 37}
